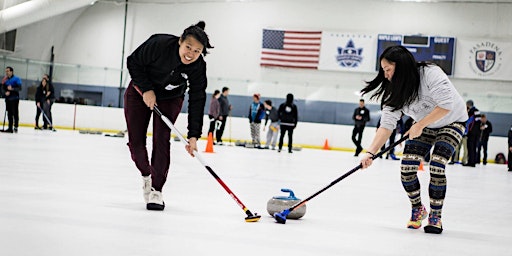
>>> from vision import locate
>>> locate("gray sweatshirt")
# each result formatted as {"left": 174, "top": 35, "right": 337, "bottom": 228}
{"left": 380, "top": 65, "right": 468, "bottom": 131}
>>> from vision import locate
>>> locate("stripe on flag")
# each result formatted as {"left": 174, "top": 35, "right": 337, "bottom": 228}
{"left": 260, "top": 29, "right": 321, "bottom": 69}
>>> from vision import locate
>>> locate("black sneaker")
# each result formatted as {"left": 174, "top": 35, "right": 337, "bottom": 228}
{"left": 2, "top": 129, "right": 13, "bottom": 133}
{"left": 13, "top": 127, "right": 18, "bottom": 133}
{"left": 35, "top": 126, "right": 42, "bottom": 130}
{"left": 424, "top": 214, "right": 443, "bottom": 234}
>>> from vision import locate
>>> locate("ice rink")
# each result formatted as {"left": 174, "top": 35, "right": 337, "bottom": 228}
{"left": 1, "top": 127, "right": 511, "bottom": 256}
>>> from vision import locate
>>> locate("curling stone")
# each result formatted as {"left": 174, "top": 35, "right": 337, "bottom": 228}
{"left": 267, "top": 188, "right": 306, "bottom": 219}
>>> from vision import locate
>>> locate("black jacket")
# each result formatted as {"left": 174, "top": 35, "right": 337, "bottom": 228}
{"left": 127, "top": 34, "right": 207, "bottom": 139}
{"left": 35, "top": 82, "right": 55, "bottom": 103}
{"left": 477, "top": 120, "right": 492, "bottom": 142}
{"left": 265, "top": 106, "right": 279, "bottom": 124}
{"left": 218, "top": 94, "right": 230, "bottom": 116}
{"left": 278, "top": 94, "right": 298, "bottom": 127}
{"left": 466, "top": 106, "right": 481, "bottom": 136}
{"left": 353, "top": 107, "right": 370, "bottom": 127}
{"left": 508, "top": 126, "right": 512, "bottom": 147}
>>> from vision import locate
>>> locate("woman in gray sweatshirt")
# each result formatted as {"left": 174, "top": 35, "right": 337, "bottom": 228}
{"left": 359, "top": 46, "right": 468, "bottom": 234}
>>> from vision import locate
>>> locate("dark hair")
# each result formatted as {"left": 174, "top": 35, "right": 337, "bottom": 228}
{"left": 40, "top": 77, "right": 49, "bottom": 89}
{"left": 213, "top": 89, "right": 220, "bottom": 97}
{"left": 6, "top": 66, "right": 13, "bottom": 72}
{"left": 286, "top": 93, "right": 294, "bottom": 105}
{"left": 181, "top": 21, "right": 213, "bottom": 56}
{"left": 359, "top": 99, "right": 365, "bottom": 103}
{"left": 222, "top": 87, "right": 229, "bottom": 93}
{"left": 264, "top": 99, "right": 272, "bottom": 106}
{"left": 361, "top": 46, "right": 428, "bottom": 111}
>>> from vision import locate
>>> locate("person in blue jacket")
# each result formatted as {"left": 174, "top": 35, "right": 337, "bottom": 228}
{"left": 1, "top": 66, "right": 22, "bottom": 133}
{"left": 248, "top": 93, "right": 265, "bottom": 148}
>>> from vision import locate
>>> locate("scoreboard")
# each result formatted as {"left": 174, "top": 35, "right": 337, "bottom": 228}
{"left": 376, "top": 34, "right": 456, "bottom": 75}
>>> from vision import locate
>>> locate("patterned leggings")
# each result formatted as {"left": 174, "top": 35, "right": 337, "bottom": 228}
{"left": 400, "top": 122, "right": 465, "bottom": 218}
{"left": 250, "top": 122, "right": 261, "bottom": 145}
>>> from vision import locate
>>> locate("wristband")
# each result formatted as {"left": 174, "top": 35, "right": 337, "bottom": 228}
{"left": 366, "top": 151, "right": 376, "bottom": 157}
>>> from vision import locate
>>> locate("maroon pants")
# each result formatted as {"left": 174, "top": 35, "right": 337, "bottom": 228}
{"left": 124, "top": 82, "right": 183, "bottom": 191}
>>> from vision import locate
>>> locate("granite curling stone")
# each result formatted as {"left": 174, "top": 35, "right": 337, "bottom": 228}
{"left": 267, "top": 188, "right": 306, "bottom": 219}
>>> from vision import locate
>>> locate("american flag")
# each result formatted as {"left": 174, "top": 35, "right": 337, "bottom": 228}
{"left": 260, "top": 29, "right": 322, "bottom": 69}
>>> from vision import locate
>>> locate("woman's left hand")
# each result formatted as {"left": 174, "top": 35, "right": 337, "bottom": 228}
{"left": 186, "top": 137, "right": 198, "bottom": 157}
{"left": 406, "top": 122, "right": 425, "bottom": 139}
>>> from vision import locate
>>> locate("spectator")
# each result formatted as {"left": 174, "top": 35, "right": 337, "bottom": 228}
{"left": 377, "top": 117, "right": 404, "bottom": 160}
{"left": 1, "top": 66, "right": 22, "bottom": 133}
{"left": 278, "top": 93, "right": 298, "bottom": 153}
{"left": 476, "top": 114, "right": 492, "bottom": 165}
{"left": 508, "top": 125, "right": 512, "bottom": 172}
{"left": 352, "top": 99, "right": 370, "bottom": 156}
{"left": 34, "top": 76, "right": 55, "bottom": 130}
{"left": 248, "top": 93, "right": 265, "bottom": 148}
{"left": 463, "top": 100, "right": 481, "bottom": 167}
{"left": 263, "top": 99, "right": 279, "bottom": 150}
{"left": 450, "top": 103, "right": 472, "bottom": 165}
{"left": 216, "top": 86, "right": 232, "bottom": 145}
{"left": 207, "top": 89, "right": 221, "bottom": 138}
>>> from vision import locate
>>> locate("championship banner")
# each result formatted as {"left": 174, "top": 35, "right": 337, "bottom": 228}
{"left": 455, "top": 38, "right": 512, "bottom": 81}
{"left": 318, "top": 32, "right": 376, "bottom": 72}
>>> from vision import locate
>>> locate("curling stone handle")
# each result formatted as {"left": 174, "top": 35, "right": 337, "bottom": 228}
{"left": 280, "top": 188, "right": 296, "bottom": 199}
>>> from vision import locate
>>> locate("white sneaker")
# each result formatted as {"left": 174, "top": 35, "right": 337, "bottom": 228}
{"left": 142, "top": 175, "right": 151, "bottom": 203}
{"left": 147, "top": 188, "right": 165, "bottom": 211}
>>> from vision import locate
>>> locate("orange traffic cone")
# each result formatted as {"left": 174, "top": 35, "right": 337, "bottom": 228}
{"left": 323, "top": 139, "right": 330, "bottom": 150}
{"left": 204, "top": 132, "right": 214, "bottom": 153}
{"left": 419, "top": 161, "right": 424, "bottom": 171}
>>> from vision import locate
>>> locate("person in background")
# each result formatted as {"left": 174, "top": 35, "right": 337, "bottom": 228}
{"left": 216, "top": 86, "right": 231, "bottom": 145}
{"left": 476, "top": 114, "right": 492, "bottom": 165}
{"left": 352, "top": 99, "right": 370, "bottom": 156}
{"left": 359, "top": 46, "right": 468, "bottom": 234}
{"left": 1, "top": 67, "right": 22, "bottom": 133}
{"left": 463, "top": 100, "right": 480, "bottom": 167}
{"left": 248, "top": 93, "right": 265, "bottom": 148}
{"left": 278, "top": 93, "right": 298, "bottom": 153}
{"left": 124, "top": 21, "right": 213, "bottom": 211}
{"left": 263, "top": 99, "right": 279, "bottom": 150}
{"left": 508, "top": 125, "right": 512, "bottom": 172}
{"left": 34, "top": 76, "right": 55, "bottom": 130}
{"left": 377, "top": 117, "right": 404, "bottom": 160}
{"left": 450, "top": 103, "right": 472, "bottom": 165}
{"left": 207, "top": 89, "right": 221, "bottom": 138}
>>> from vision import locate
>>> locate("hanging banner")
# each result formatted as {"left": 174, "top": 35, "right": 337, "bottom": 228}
{"left": 455, "top": 38, "right": 512, "bottom": 81}
{"left": 318, "top": 32, "right": 376, "bottom": 72}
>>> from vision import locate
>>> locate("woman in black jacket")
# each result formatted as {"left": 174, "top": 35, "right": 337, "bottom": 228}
{"left": 34, "top": 76, "right": 54, "bottom": 130}
{"left": 124, "top": 21, "right": 213, "bottom": 211}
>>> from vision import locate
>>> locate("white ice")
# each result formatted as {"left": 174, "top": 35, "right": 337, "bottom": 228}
{"left": 1, "top": 128, "right": 511, "bottom": 256}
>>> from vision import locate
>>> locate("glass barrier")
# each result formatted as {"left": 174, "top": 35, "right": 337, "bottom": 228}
{"left": 1, "top": 55, "right": 511, "bottom": 114}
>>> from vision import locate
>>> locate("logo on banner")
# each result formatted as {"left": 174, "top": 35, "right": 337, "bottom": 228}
{"left": 469, "top": 41, "right": 502, "bottom": 76}
{"left": 475, "top": 50, "right": 495, "bottom": 72}
{"left": 336, "top": 40, "right": 363, "bottom": 68}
